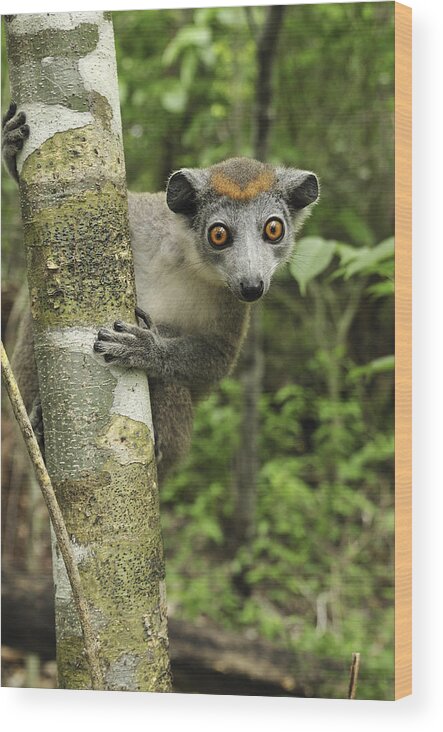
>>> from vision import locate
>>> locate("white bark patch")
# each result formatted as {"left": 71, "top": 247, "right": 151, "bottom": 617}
{"left": 9, "top": 12, "right": 104, "bottom": 35}
{"left": 43, "top": 325, "right": 97, "bottom": 354}
{"left": 78, "top": 17, "right": 123, "bottom": 138}
{"left": 51, "top": 531, "right": 73, "bottom": 603}
{"left": 13, "top": 13, "right": 122, "bottom": 171}
{"left": 109, "top": 366, "right": 152, "bottom": 429}
{"left": 42, "top": 327, "right": 153, "bottom": 430}
{"left": 17, "top": 102, "right": 93, "bottom": 172}
{"left": 52, "top": 532, "right": 92, "bottom": 603}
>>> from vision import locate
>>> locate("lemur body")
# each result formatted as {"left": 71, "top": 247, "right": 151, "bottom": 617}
{"left": 2, "top": 104, "right": 319, "bottom": 482}
{"left": 128, "top": 192, "right": 246, "bottom": 359}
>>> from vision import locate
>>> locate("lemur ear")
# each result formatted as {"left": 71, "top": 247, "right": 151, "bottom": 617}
{"left": 278, "top": 169, "right": 320, "bottom": 212}
{"left": 166, "top": 170, "right": 199, "bottom": 215}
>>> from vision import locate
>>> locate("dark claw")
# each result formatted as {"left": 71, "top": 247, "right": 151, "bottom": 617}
{"left": 2, "top": 109, "right": 26, "bottom": 133}
{"left": 104, "top": 354, "right": 115, "bottom": 363}
{"left": 2, "top": 101, "right": 17, "bottom": 126}
{"left": 93, "top": 340, "right": 105, "bottom": 352}
{"left": 15, "top": 111, "right": 26, "bottom": 127}
{"left": 114, "top": 320, "right": 125, "bottom": 332}
{"left": 135, "top": 306, "right": 152, "bottom": 329}
{"left": 21, "top": 123, "right": 30, "bottom": 137}
{"left": 97, "top": 329, "right": 109, "bottom": 341}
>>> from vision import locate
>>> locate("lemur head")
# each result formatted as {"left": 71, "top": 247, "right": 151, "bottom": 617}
{"left": 166, "top": 157, "right": 319, "bottom": 303}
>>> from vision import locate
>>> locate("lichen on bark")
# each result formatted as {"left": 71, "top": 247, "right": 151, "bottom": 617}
{"left": 5, "top": 11, "right": 171, "bottom": 691}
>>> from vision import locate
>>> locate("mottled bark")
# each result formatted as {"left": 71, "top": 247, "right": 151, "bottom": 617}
{"left": 5, "top": 12, "right": 171, "bottom": 692}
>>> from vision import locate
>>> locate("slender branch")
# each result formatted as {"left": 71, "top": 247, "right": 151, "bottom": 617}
{"left": 336, "top": 279, "right": 367, "bottom": 345}
{"left": 1, "top": 341, "right": 104, "bottom": 690}
{"left": 244, "top": 6, "right": 259, "bottom": 41}
{"left": 322, "top": 283, "right": 342, "bottom": 330}
{"left": 347, "top": 651, "right": 361, "bottom": 699}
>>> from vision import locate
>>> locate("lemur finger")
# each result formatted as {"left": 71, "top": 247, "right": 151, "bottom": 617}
{"left": 135, "top": 306, "right": 152, "bottom": 329}
{"left": 94, "top": 339, "right": 116, "bottom": 357}
{"left": 113, "top": 319, "right": 150, "bottom": 338}
{"left": 94, "top": 340, "right": 138, "bottom": 365}
{"left": 2, "top": 101, "right": 17, "bottom": 128}
{"left": 3, "top": 110, "right": 26, "bottom": 133}
{"left": 30, "top": 397, "right": 43, "bottom": 431}
{"left": 94, "top": 339, "right": 135, "bottom": 355}
{"left": 97, "top": 326, "right": 136, "bottom": 344}
{"left": 29, "top": 396, "right": 45, "bottom": 458}
{"left": 2, "top": 125, "right": 30, "bottom": 152}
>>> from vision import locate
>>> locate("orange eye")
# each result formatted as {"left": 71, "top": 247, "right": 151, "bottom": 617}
{"left": 264, "top": 218, "right": 284, "bottom": 242}
{"left": 209, "top": 224, "right": 230, "bottom": 247}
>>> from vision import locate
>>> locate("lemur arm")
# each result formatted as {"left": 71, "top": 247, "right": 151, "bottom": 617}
{"left": 94, "top": 319, "right": 236, "bottom": 388}
{"left": 2, "top": 103, "right": 29, "bottom": 182}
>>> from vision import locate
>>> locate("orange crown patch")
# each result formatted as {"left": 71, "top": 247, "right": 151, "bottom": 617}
{"left": 210, "top": 170, "right": 276, "bottom": 201}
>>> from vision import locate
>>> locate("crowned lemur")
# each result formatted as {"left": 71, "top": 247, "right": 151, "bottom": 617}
{"left": 2, "top": 103, "right": 319, "bottom": 483}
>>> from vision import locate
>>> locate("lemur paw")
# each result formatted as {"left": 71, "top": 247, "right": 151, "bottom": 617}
{"left": 30, "top": 396, "right": 45, "bottom": 459}
{"left": 94, "top": 317, "right": 163, "bottom": 372}
{"left": 2, "top": 102, "right": 30, "bottom": 181}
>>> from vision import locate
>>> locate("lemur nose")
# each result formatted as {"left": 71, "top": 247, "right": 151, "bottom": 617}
{"left": 240, "top": 280, "right": 264, "bottom": 302}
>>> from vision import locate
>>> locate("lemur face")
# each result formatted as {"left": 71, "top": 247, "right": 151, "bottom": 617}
{"left": 166, "top": 158, "right": 319, "bottom": 303}
{"left": 196, "top": 193, "right": 294, "bottom": 302}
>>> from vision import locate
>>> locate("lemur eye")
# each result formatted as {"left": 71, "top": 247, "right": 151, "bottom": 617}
{"left": 208, "top": 223, "right": 230, "bottom": 248}
{"left": 264, "top": 218, "right": 284, "bottom": 242}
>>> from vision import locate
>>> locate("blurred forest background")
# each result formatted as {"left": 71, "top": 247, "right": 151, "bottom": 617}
{"left": 1, "top": 3, "right": 395, "bottom": 699}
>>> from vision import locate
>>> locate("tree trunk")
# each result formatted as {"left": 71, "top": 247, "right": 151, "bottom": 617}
{"left": 253, "top": 5, "right": 286, "bottom": 162}
{"left": 5, "top": 12, "right": 171, "bottom": 692}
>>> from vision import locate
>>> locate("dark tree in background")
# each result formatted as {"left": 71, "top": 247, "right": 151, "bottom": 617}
{"left": 230, "top": 4, "right": 286, "bottom": 565}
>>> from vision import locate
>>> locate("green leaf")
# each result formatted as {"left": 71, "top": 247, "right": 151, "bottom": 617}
{"left": 161, "top": 82, "right": 187, "bottom": 113}
{"left": 335, "top": 242, "right": 359, "bottom": 265}
{"left": 336, "top": 209, "right": 375, "bottom": 247}
{"left": 162, "top": 26, "right": 212, "bottom": 67}
{"left": 290, "top": 237, "right": 336, "bottom": 295}
{"left": 366, "top": 281, "right": 395, "bottom": 298}
{"left": 343, "top": 237, "right": 394, "bottom": 278}
{"left": 349, "top": 355, "right": 395, "bottom": 380}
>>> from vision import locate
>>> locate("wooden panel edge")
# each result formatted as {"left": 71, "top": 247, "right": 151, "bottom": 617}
{"left": 394, "top": 0, "right": 412, "bottom": 701}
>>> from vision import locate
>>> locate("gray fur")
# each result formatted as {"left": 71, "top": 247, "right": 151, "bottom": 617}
{"left": 2, "top": 102, "right": 29, "bottom": 181}
{"left": 3, "top": 108, "right": 319, "bottom": 482}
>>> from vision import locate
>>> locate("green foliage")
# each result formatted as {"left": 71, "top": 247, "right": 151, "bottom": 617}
{"left": 290, "top": 237, "right": 336, "bottom": 295}
{"left": 163, "top": 231, "right": 394, "bottom": 700}
{"left": 291, "top": 235, "right": 394, "bottom": 297}
{"left": 349, "top": 354, "right": 395, "bottom": 381}
{"left": 338, "top": 237, "right": 394, "bottom": 279}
